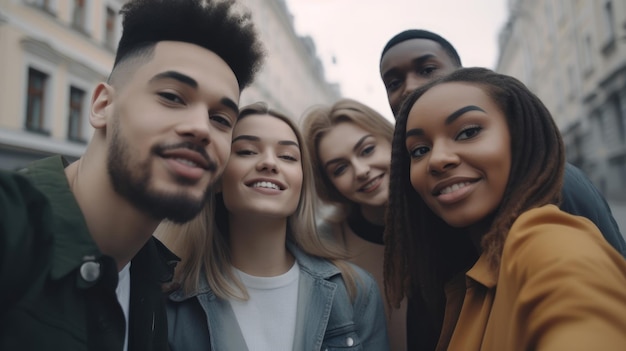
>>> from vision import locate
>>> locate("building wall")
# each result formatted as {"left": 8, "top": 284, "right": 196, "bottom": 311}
{"left": 497, "top": 0, "right": 626, "bottom": 200}
{"left": 238, "top": 0, "right": 339, "bottom": 121}
{"left": 0, "top": 0, "right": 339, "bottom": 170}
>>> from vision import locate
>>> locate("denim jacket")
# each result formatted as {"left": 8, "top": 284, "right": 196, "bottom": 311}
{"left": 166, "top": 243, "right": 390, "bottom": 351}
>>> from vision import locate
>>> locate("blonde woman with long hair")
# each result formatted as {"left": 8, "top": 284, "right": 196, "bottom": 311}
{"left": 156, "top": 102, "right": 388, "bottom": 351}
{"left": 301, "top": 98, "right": 406, "bottom": 351}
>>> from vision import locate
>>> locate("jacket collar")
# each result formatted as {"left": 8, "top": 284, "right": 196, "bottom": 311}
{"left": 170, "top": 240, "right": 342, "bottom": 301}
{"left": 22, "top": 156, "right": 178, "bottom": 282}
{"left": 465, "top": 251, "right": 498, "bottom": 289}
{"left": 287, "top": 242, "right": 341, "bottom": 279}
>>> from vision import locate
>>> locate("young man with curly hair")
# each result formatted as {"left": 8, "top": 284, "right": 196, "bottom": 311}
{"left": 0, "top": 1, "right": 264, "bottom": 350}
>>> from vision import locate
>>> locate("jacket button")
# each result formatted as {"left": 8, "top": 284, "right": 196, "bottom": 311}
{"left": 80, "top": 260, "right": 101, "bottom": 282}
{"left": 346, "top": 336, "right": 354, "bottom": 346}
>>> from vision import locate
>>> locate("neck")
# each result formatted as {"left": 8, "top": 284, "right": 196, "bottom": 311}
{"left": 66, "top": 155, "right": 160, "bottom": 271}
{"left": 359, "top": 204, "right": 386, "bottom": 225}
{"left": 228, "top": 214, "right": 294, "bottom": 277}
{"left": 466, "top": 215, "right": 496, "bottom": 254}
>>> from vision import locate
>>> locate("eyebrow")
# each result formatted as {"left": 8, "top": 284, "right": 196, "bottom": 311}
{"left": 220, "top": 97, "right": 239, "bottom": 117}
{"left": 149, "top": 70, "right": 198, "bottom": 89}
{"left": 149, "top": 71, "right": 239, "bottom": 116}
{"left": 323, "top": 134, "right": 372, "bottom": 168}
{"left": 232, "top": 135, "right": 299, "bottom": 148}
{"left": 405, "top": 105, "right": 486, "bottom": 138}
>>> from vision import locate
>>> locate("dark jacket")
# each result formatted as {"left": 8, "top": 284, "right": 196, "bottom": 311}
{"left": 561, "top": 163, "right": 626, "bottom": 257}
{"left": 0, "top": 156, "right": 178, "bottom": 351}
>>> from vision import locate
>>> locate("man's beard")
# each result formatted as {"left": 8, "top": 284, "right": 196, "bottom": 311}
{"left": 106, "top": 121, "right": 213, "bottom": 224}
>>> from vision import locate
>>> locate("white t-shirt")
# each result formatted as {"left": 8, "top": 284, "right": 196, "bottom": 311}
{"left": 116, "top": 262, "right": 131, "bottom": 351}
{"left": 230, "top": 262, "right": 300, "bottom": 351}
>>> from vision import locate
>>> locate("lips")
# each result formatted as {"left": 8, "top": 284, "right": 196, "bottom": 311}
{"left": 432, "top": 178, "right": 479, "bottom": 196}
{"left": 358, "top": 174, "right": 384, "bottom": 192}
{"left": 161, "top": 149, "right": 210, "bottom": 170}
{"left": 154, "top": 141, "right": 217, "bottom": 172}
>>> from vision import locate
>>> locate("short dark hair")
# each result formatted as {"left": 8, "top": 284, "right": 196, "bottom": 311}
{"left": 113, "top": 0, "right": 264, "bottom": 89}
{"left": 380, "top": 29, "right": 462, "bottom": 67}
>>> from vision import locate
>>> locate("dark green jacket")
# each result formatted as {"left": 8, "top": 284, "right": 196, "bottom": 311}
{"left": 0, "top": 156, "right": 179, "bottom": 351}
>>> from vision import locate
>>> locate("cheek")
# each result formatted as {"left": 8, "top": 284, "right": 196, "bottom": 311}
{"left": 214, "top": 135, "right": 233, "bottom": 164}
{"left": 330, "top": 176, "right": 352, "bottom": 197}
{"left": 409, "top": 162, "right": 428, "bottom": 197}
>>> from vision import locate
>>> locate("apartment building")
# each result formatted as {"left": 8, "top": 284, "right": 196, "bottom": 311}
{"left": 0, "top": 0, "right": 339, "bottom": 170}
{"left": 497, "top": 0, "right": 626, "bottom": 200}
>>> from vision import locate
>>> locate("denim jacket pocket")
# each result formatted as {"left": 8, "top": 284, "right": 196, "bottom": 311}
{"left": 321, "top": 324, "right": 363, "bottom": 350}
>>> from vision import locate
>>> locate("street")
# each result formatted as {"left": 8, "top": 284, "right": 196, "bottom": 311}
{"left": 608, "top": 201, "right": 626, "bottom": 242}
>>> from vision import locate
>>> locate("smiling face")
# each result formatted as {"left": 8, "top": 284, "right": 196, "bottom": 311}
{"left": 100, "top": 40, "right": 240, "bottom": 223}
{"left": 317, "top": 121, "right": 391, "bottom": 210}
{"left": 221, "top": 114, "right": 303, "bottom": 219}
{"left": 404, "top": 82, "right": 511, "bottom": 229}
{"left": 380, "top": 38, "right": 459, "bottom": 117}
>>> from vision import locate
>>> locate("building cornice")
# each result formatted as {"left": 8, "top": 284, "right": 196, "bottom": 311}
{"left": 0, "top": 128, "right": 86, "bottom": 158}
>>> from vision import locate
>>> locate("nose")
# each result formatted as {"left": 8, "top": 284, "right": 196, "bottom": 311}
{"left": 402, "top": 73, "right": 425, "bottom": 101}
{"left": 256, "top": 152, "right": 278, "bottom": 174}
{"left": 354, "top": 160, "right": 371, "bottom": 180}
{"left": 427, "top": 141, "right": 460, "bottom": 175}
{"left": 175, "top": 106, "right": 211, "bottom": 146}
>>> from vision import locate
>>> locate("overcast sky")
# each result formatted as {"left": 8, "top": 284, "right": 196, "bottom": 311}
{"left": 285, "top": 0, "right": 509, "bottom": 120}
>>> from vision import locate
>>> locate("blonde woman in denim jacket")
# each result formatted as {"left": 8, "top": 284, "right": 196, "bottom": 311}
{"left": 156, "top": 103, "right": 389, "bottom": 351}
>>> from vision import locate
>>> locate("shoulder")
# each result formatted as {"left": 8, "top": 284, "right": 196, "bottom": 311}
{"left": 0, "top": 170, "right": 54, "bottom": 235}
{"left": 503, "top": 205, "right": 625, "bottom": 278}
{"left": 507, "top": 205, "right": 605, "bottom": 256}
{"left": 0, "top": 170, "right": 49, "bottom": 207}
{"left": 560, "top": 163, "right": 623, "bottom": 246}
{"left": 346, "top": 261, "right": 378, "bottom": 287}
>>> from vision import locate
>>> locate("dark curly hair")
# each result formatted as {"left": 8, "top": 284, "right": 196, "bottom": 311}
{"left": 110, "top": 0, "right": 264, "bottom": 89}
{"left": 384, "top": 67, "right": 564, "bottom": 347}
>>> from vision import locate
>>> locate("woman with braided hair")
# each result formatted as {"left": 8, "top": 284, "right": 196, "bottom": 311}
{"left": 385, "top": 67, "right": 626, "bottom": 351}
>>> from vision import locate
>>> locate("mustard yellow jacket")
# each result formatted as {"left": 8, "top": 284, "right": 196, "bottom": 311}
{"left": 441, "top": 205, "right": 626, "bottom": 351}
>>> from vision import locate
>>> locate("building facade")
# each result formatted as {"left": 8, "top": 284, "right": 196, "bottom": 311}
{"left": 497, "top": 0, "right": 626, "bottom": 200}
{"left": 0, "top": 0, "right": 339, "bottom": 170}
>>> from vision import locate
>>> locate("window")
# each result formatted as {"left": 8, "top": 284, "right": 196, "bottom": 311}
{"left": 609, "top": 95, "right": 625, "bottom": 143}
{"left": 72, "top": 0, "right": 86, "bottom": 31}
{"left": 567, "top": 65, "right": 579, "bottom": 100}
{"left": 31, "top": 0, "right": 50, "bottom": 10}
{"left": 104, "top": 6, "right": 117, "bottom": 50}
{"left": 27, "top": 0, "right": 56, "bottom": 14}
{"left": 68, "top": 86, "right": 86, "bottom": 142}
{"left": 582, "top": 35, "right": 593, "bottom": 74}
{"left": 25, "top": 68, "right": 49, "bottom": 134}
{"left": 603, "top": 0, "right": 616, "bottom": 47}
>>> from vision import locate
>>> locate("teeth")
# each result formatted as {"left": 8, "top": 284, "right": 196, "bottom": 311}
{"left": 175, "top": 158, "right": 198, "bottom": 167}
{"left": 252, "top": 181, "right": 280, "bottom": 190}
{"left": 361, "top": 176, "right": 380, "bottom": 191}
{"left": 440, "top": 182, "right": 471, "bottom": 195}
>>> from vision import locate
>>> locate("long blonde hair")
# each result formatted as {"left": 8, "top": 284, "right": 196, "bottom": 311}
{"left": 300, "top": 98, "right": 394, "bottom": 220}
{"left": 156, "top": 102, "right": 359, "bottom": 300}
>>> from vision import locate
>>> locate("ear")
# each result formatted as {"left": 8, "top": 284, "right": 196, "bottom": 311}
{"left": 90, "top": 82, "right": 114, "bottom": 130}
